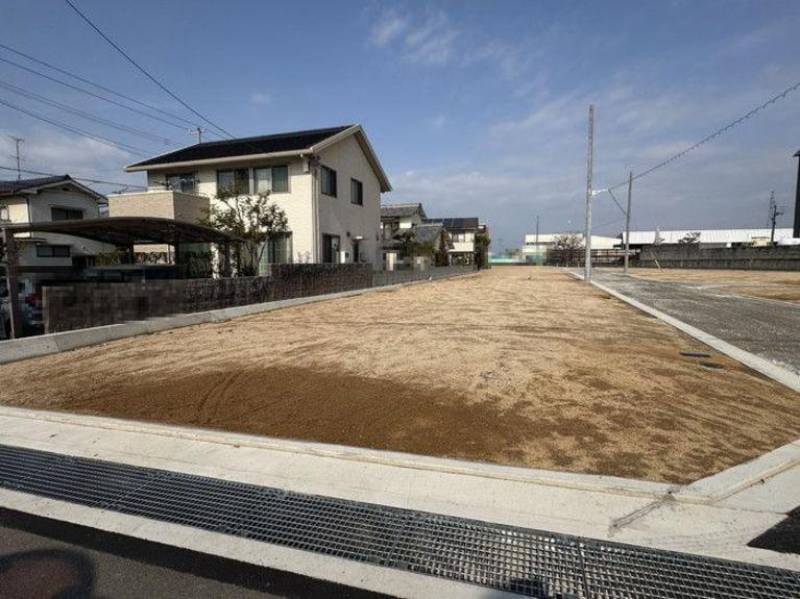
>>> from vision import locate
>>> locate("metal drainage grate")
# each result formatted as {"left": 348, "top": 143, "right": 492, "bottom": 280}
{"left": 0, "top": 444, "right": 798, "bottom": 598}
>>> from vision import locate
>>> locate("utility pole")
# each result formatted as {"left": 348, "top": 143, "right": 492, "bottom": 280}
{"left": 535, "top": 215, "right": 539, "bottom": 244}
{"left": 768, "top": 190, "right": 783, "bottom": 245}
{"left": 624, "top": 171, "right": 633, "bottom": 274}
{"left": 584, "top": 105, "right": 594, "bottom": 281}
{"left": 9, "top": 136, "right": 23, "bottom": 180}
{"left": 190, "top": 127, "right": 204, "bottom": 144}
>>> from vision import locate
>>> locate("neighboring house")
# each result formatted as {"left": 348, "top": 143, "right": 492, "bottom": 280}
{"left": 123, "top": 124, "right": 391, "bottom": 268}
{"left": 379, "top": 202, "right": 427, "bottom": 269}
{"left": 425, "top": 217, "right": 488, "bottom": 266}
{"left": 0, "top": 175, "right": 108, "bottom": 285}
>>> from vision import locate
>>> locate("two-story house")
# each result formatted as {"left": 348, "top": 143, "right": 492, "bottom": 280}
{"left": 122, "top": 124, "right": 391, "bottom": 269}
{"left": 425, "top": 217, "right": 488, "bottom": 266}
{"left": 0, "top": 175, "right": 108, "bottom": 286}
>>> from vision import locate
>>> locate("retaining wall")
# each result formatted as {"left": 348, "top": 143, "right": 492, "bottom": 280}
{"left": 371, "top": 265, "right": 475, "bottom": 287}
{"left": 42, "top": 264, "right": 476, "bottom": 334}
{"left": 636, "top": 245, "right": 800, "bottom": 270}
{"left": 43, "top": 264, "right": 371, "bottom": 333}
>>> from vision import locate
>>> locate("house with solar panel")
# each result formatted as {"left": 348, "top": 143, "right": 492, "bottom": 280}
{"left": 121, "top": 125, "right": 391, "bottom": 268}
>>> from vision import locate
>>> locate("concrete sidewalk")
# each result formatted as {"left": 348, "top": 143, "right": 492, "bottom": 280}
{"left": 0, "top": 406, "right": 797, "bottom": 599}
{"left": 590, "top": 269, "right": 800, "bottom": 375}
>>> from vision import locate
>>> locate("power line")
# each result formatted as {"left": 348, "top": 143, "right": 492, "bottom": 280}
{"left": 0, "top": 42, "right": 210, "bottom": 133}
{"left": 0, "top": 96, "right": 149, "bottom": 156}
{"left": 64, "top": 0, "right": 234, "bottom": 139}
{"left": 0, "top": 80, "right": 182, "bottom": 146}
{"left": 0, "top": 56, "right": 196, "bottom": 134}
{"left": 608, "top": 77, "right": 800, "bottom": 191}
{"left": 0, "top": 164, "right": 146, "bottom": 189}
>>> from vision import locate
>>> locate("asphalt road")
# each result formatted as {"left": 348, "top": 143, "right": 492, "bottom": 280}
{"left": 0, "top": 508, "right": 387, "bottom": 599}
{"left": 590, "top": 269, "right": 800, "bottom": 376}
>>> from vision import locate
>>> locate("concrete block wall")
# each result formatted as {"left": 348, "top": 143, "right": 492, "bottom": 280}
{"left": 371, "top": 265, "right": 476, "bottom": 287}
{"left": 43, "top": 264, "right": 371, "bottom": 333}
{"left": 637, "top": 245, "right": 800, "bottom": 270}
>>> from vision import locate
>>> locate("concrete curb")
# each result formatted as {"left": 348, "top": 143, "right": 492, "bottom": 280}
{"left": 0, "top": 271, "right": 477, "bottom": 365}
{"left": 565, "top": 269, "right": 800, "bottom": 393}
{"left": 562, "top": 268, "right": 800, "bottom": 503}
{"left": 0, "top": 406, "right": 671, "bottom": 499}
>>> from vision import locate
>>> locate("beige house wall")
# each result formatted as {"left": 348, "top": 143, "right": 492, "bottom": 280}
{"left": 317, "top": 135, "right": 382, "bottom": 265}
{"left": 139, "top": 134, "right": 383, "bottom": 266}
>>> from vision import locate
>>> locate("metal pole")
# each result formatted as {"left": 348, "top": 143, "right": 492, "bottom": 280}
{"left": 10, "top": 136, "right": 23, "bottom": 180}
{"left": 2, "top": 228, "right": 22, "bottom": 338}
{"left": 624, "top": 171, "right": 633, "bottom": 274}
{"left": 584, "top": 105, "right": 594, "bottom": 281}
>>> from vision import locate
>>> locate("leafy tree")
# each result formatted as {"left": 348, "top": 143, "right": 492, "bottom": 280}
{"left": 203, "top": 190, "right": 289, "bottom": 276}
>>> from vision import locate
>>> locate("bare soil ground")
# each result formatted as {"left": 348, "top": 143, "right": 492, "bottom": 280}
{"left": 630, "top": 268, "right": 800, "bottom": 302}
{"left": 2, "top": 267, "right": 799, "bottom": 484}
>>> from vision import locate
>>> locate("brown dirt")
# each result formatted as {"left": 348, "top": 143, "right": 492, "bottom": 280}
{"left": 2, "top": 267, "right": 799, "bottom": 484}
{"left": 630, "top": 268, "right": 800, "bottom": 302}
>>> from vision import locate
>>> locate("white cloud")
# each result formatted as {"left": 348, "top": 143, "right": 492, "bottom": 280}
{"left": 0, "top": 127, "right": 144, "bottom": 190}
{"left": 250, "top": 92, "right": 271, "bottom": 106}
{"left": 369, "top": 11, "right": 408, "bottom": 47}
{"left": 402, "top": 10, "right": 459, "bottom": 66}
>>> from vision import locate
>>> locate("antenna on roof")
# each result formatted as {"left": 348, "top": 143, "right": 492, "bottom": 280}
{"left": 8, "top": 135, "right": 23, "bottom": 180}
{"left": 189, "top": 127, "right": 204, "bottom": 144}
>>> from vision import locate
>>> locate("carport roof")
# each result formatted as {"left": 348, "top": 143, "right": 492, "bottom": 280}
{"left": 0, "top": 217, "right": 240, "bottom": 246}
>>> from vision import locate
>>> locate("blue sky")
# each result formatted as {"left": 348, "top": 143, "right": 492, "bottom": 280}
{"left": 1, "top": 0, "right": 799, "bottom": 250}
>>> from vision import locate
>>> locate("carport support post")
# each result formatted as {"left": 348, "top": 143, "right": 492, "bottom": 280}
{"left": 2, "top": 228, "right": 22, "bottom": 339}
{"left": 624, "top": 171, "right": 633, "bottom": 274}
{"left": 584, "top": 104, "right": 594, "bottom": 281}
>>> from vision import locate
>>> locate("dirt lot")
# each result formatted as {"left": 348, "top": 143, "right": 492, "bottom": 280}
{"left": 2, "top": 267, "right": 799, "bottom": 484}
{"left": 630, "top": 268, "right": 800, "bottom": 302}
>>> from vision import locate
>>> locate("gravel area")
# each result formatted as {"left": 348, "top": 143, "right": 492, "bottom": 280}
{"left": 1, "top": 267, "right": 799, "bottom": 484}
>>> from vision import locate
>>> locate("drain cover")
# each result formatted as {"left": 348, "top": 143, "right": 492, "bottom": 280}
{"left": 0, "top": 444, "right": 797, "bottom": 598}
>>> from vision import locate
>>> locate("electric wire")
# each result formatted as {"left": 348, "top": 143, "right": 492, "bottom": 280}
{"left": 64, "top": 0, "right": 234, "bottom": 139}
{"left": 0, "top": 164, "right": 146, "bottom": 189}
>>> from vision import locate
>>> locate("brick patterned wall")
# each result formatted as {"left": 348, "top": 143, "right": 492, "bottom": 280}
{"left": 43, "top": 264, "right": 371, "bottom": 333}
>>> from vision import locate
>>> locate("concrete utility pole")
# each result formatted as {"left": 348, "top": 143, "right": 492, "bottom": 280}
{"left": 9, "top": 136, "right": 23, "bottom": 180}
{"left": 768, "top": 190, "right": 783, "bottom": 245}
{"left": 190, "top": 127, "right": 204, "bottom": 144}
{"left": 624, "top": 171, "right": 633, "bottom": 274}
{"left": 1, "top": 228, "right": 22, "bottom": 339}
{"left": 584, "top": 105, "right": 594, "bottom": 281}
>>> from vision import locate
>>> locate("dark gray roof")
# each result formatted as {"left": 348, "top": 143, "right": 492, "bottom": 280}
{"left": 413, "top": 223, "right": 444, "bottom": 244}
{"left": 0, "top": 217, "right": 239, "bottom": 245}
{"left": 0, "top": 175, "right": 72, "bottom": 196}
{"left": 427, "top": 217, "right": 480, "bottom": 230}
{"left": 381, "top": 203, "right": 426, "bottom": 219}
{"left": 128, "top": 125, "right": 353, "bottom": 168}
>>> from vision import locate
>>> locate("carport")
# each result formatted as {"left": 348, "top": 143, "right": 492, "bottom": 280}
{"left": 1, "top": 216, "right": 240, "bottom": 338}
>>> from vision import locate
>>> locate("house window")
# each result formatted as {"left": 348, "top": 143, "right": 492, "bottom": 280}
{"left": 0, "top": 205, "right": 8, "bottom": 222}
{"left": 36, "top": 244, "right": 71, "bottom": 258}
{"left": 320, "top": 165, "right": 337, "bottom": 197}
{"left": 254, "top": 165, "right": 289, "bottom": 194}
{"left": 350, "top": 178, "right": 363, "bottom": 205}
{"left": 166, "top": 173, "right": 196, "bottom": 193}
{"left": 258, "top": 233, "right": 293, "bottom": 271}
{"left": 50, "top": 207, "right": 83, "bottom": 221}
{"left": 217, "top": 168, "right": 249, "bottom": 195}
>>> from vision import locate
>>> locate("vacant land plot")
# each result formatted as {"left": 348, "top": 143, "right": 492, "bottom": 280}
{"left": 631, "top": 268, "right": 800, "bottom": 302}
{"left": 2, "top": 267, "right": 799, "bottom": 484}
